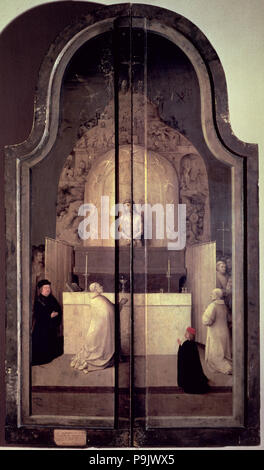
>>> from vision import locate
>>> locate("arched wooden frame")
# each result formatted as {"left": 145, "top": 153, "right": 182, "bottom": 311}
{"left": 4, "top": 4, "right": 259, "bottom": 447}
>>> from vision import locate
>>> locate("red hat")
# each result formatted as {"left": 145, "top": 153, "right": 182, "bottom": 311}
{"left": 187, "top": 326, "right": 196, "bottom": 335}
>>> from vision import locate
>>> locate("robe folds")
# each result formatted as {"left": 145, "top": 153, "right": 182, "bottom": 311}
{"left": 32, "top": 293, "right": 62, "bottom": 366}
{"left": 70, "top": 294, "right": 115, "bottom": 373}
{"left": 202, "top": 299, "right": 232, "bottom": 375}
{"left": 177, "top": 340, "right": 209, "bottom": 394}
{"left": 216, "top": 271, "right": 229, "bottom": 291}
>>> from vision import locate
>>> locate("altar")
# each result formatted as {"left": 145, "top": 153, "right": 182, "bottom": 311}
{"left": 63, "top": 292, "right": 192, "bottom": 356}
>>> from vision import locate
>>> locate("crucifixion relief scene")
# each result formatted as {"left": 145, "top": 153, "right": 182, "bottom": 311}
{"left": 29, "top": 27, "right": 233, "bottom": 426}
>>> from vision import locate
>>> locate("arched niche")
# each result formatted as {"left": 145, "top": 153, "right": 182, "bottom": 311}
{"left": 4, "top": 3, "right": 259, "bottom": 448}
{"left": 81, "top": 144, "right": 180, "bottom": 248}
{"left": 55, "top": 86, "right": 210, "bottom": 248}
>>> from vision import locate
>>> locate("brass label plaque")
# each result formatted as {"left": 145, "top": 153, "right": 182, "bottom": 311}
{"left": 54, "top": 429, "right": 87, "bottom": 447}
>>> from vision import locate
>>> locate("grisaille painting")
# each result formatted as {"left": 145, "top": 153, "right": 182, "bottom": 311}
{"left": 4, "top": 3, "right": 259, "bottom": 448}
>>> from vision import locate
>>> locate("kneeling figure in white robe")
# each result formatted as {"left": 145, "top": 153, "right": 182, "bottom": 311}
{"left": 70, "top": 282, "right": 126, "bottom": 373}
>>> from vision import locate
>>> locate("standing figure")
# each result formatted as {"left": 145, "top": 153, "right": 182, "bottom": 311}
{"left": 31, "top": 245, "right": 45, "bottom": 304}
{"left": 70, "top": 283, "right": 127, "bottom": 373}
{"left": 32, "top": 279, "right": 62, "bottom": 366}
{"left": 225, "top": 256, "right": 232, "bottom": 276}
{"left": 216, "top": 260, "right": 230, "bottom": 292}
{"left": 177, "top": 326, "right": 209, "bottom": 394}
{"left": 225, "top": 277, "right": 233, "bottom": 319}
{"left": 202, "top": 288, "right": 232, "bottom": 375}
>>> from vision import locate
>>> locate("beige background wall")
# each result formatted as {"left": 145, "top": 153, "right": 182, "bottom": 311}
{"left": 1, "top": 0, "right": 263, "bottom": 448}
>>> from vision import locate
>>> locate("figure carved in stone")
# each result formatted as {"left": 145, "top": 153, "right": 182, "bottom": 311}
{"left": 75, "top": 159, "right": 89, "bottom": 183}
{"left": 179, "top": 153, "right": 209, "bottom": 244}
{"left": 70, "top": 282, "right": 127, "bottom": 373}
{"left": 118, "top": 200, "right": 143, "bottom": 246}
{"left": 56, "top": 158, "right": 89, "bottom": 245}
{"left": 120, "top": 79, "right": 128, "bottom": 94}
{"left": 60, "top": 153, "right": 74, "bottom": 185}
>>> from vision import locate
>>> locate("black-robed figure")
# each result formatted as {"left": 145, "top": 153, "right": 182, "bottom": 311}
{"left": 177, "top": 326, "right": 209, "bottom": 394}
{"left": 32, "top": 279, "right": 63, "bottom": 366}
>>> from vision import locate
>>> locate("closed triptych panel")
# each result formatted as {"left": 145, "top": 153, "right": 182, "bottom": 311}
{"left": 3, "top": 4, "right": 259, "bottom": 448}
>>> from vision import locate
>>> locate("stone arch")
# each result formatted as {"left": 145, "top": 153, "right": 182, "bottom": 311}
{"left": 56, "top": 89, "right": 211, "bottom": 247}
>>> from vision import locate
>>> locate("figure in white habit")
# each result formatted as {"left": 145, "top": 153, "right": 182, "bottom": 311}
{"left": 70, "top": 282, "right": 127, "bottom": 373}
{"left": 202, "top": 288, "right": 232, "bottom": 375}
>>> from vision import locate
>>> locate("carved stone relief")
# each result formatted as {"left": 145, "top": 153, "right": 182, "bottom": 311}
{"left": 179, "top": 153, "right": 210, "bottom": 244}
{"left": 56, "top": 88, "right": 210, "bottom": 247}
